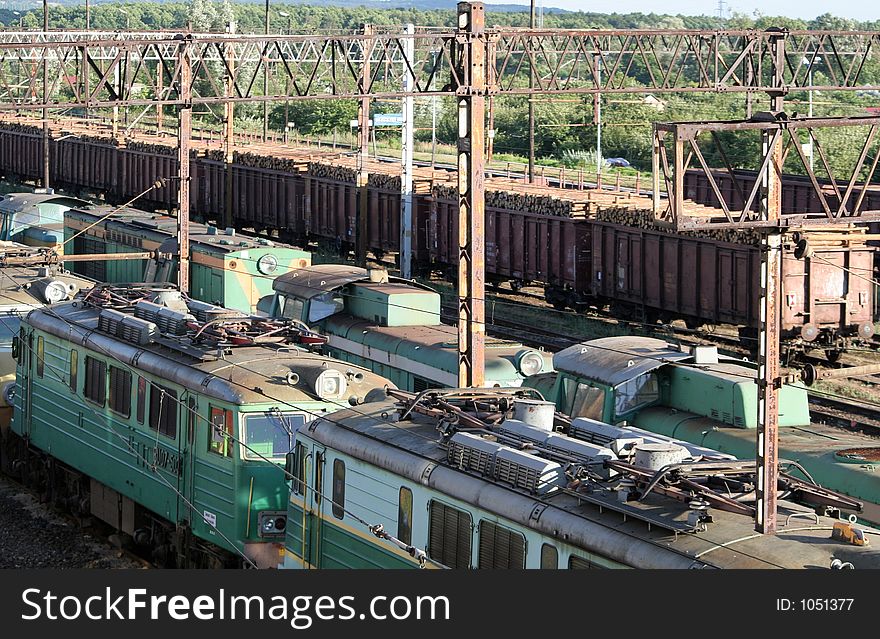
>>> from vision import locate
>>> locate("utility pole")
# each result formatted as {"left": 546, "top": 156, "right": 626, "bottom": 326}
{"left": 41, "top": 0, "right": 49, "bottom": 190}
{"left": 431, "top": 49, "right": 438, "bottom": 168}
{"left": 456, "top": 1, "right": 486, "bottom": 387}
{"left": 595, "top": 53, "right": 602, "bottom": 176}
{"left": 177, "top": 38, "right": 193, "bottom": 294}
{"left": 262, "top": 0, "right": 269, "bottom": 142}
{"left": 86, "top": 0, "right": 90, "bottom": 30}
{"left": 356, "top": 24, "right": 373, "bottom": 267}
{"left": 399, "top": 23, "right": 415, "bottom": 279}
{"left": 527, "top": 0, "right": 535, "bottom": 183}
{"left": 224, "top": 30, "right": 235, "bottom": 230}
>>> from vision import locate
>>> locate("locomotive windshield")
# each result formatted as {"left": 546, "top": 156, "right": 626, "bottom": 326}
{"left": 613, "top": 372, "right": 660, "bottom": 418}
{"left": 0, "top": 314, "right": 21, "bottom": 345}
{"left": 242, "top": 411, "right": 308, "bottom": 462}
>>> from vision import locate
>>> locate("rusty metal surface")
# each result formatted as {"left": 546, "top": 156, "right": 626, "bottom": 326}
{"left": 655, "top": 116, "right": 880, "bottom": 229}
{"left": 176, "top": 40, "right": 192, "bottom": 294}
{"left": 456, "top": 2, "right": 486, "bottom": 388}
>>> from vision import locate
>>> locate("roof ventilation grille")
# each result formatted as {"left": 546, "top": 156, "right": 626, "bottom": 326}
{"left": 98, "top": 309, "right": 157, "bottom": 346}
{"left": 447, "top": 432, "right": 500, "bottom": 476}
{"left": 135, "top": 300, "right": 194, "bottom": 335}
{"left": 493, "top": 448, "right": 562, "bottom": 495}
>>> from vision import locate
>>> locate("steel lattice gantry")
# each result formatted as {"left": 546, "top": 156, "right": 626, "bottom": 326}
{"left": 1, "top": 22, "right": 880, "bottom": 108}
{"left": 3, "top": 3, "right": 880, "bottom": 534}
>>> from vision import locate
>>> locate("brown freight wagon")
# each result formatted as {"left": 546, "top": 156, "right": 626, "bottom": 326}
{"left": 588, "top": 222, "right": 874, "bottom": 355}
{"left": 304, "top": 175, "right": 402, "bottom": 256}
{"left": 0, "top": 128, "right": 41, "bottom": 182}
{"left": 424, "top": 191, "right": 591, "bottom": 296}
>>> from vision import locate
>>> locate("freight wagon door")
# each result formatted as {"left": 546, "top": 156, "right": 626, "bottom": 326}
{"left": 805, "top": 252, "right": 848, "bottom": 327}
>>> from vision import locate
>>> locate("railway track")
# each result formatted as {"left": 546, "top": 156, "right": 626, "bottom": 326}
{"left": 0, "top": 471, "right": 153, "bottom": 569}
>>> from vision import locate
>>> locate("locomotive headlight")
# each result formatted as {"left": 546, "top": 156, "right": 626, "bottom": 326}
{"left": 515, "top": 349, "right": 545, "bottom": 376}
{"left": 257, "top": 254, "right": 279, "bottom": 275}
{"left": 42, "top": 281, "right": 68, "bottom": 304}
{"left": 314, "top": 369, "right": 348, "bottom": 400}
{"left": 257, "top": 511, "right": 288, "bottom": 538}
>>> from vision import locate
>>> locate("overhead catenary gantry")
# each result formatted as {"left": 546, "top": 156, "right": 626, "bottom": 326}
{"left": 3, "top": 3, "right": 880, "bottom": 533}
{"left": 1, "top": 22, "right": 880, "bottom": 109}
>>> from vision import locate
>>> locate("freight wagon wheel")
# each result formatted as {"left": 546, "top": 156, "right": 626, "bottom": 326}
{"left": 825, "top": 349, "right": 843, "bottom": 364}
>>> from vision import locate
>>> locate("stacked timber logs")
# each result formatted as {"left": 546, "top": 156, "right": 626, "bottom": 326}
{"left": 126, "top": 139, "right": 176, "bottom": 156}
{"left": 71, "top": 133, "right": 119, "bottom": 147}
{"left": 0, "top": 122, "right": 43, "bottom": 136}
{"left": 594, "top": 206, "right": 764, "bottom": 244}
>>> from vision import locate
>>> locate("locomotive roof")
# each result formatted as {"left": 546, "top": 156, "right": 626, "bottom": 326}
{"left": 326, "top": 316, "right": 552, "bottom": 383}
{"left": 26, "top": 300, "right": 389, "bottom": 407}
{"left": 306, "top": 398, "right": 880, "bottom": 570}
{"left": 0, "top": 264, "right": 94, "bottom": 309}
{"left": 0, "top": 192, "right": 88, "bottom": 215}
{"left": 554, "top": 337, "right": 696, "bottom": 386}
{"left": 273, "top": 264, "right": 435, "bottom": 300}
{"left": 67, "top": 206, "right": 296, "bottom": 254}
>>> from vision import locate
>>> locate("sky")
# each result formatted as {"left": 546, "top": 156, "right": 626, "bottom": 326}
{"left": 510, "top": 0, "right": 877, "bottom": 22}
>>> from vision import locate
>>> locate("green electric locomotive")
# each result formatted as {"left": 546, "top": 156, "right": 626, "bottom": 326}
{"left": 64, "top": 206, "right": 312, "bottom": 315}
{"left": 7, "top": 286, "right": 392, "bottom": 568}
{"left": 270, "top": 264, "right": 553, "bottom": 391}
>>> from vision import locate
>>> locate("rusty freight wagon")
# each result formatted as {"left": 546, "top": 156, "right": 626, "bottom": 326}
{"left": 586, "top": 223, "right": 874, "bottom": 357}
{"left": 421, "top": 182, "right": 874, "bottom": 357}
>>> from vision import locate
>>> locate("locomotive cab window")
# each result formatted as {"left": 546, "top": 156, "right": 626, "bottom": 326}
{"left": 571, "top": 382, "right": 605, "bottom": 421}
{"left": 149, "top": 383, "right": 178, "bottom": 439}
{"left": 1, "top": 315, "right": 21, "bottom": 348}
{"left": 209, "top": 406, "right": 234, "bottom": 457}
{"left": 36, "top": 335, "right": 44, "bottom": 377}
{"left": 307, "top": 292, "right": 344, "bottom": 323}
{"left": 290, "top": 442, "right": 307, "bottom": 496}
{"left": 331, "top": 459, "right": 345, "bottom": 520}
{"left": 398, "top": 487, "right": 413, "bottom": 546}
{"left": 69, "top": 349, "right": 78, "bottom": 392}
{"left": 541, "top": 543, "right": 559, "bottom": 569}
{"left": 242, "top": 411, "right": 307, "bottom": 462}
{"left": 613, "top": 372, "right": 660, "bottom": 418}
{"left": 277, "top": 295, "right": 305, "bottom": 322}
